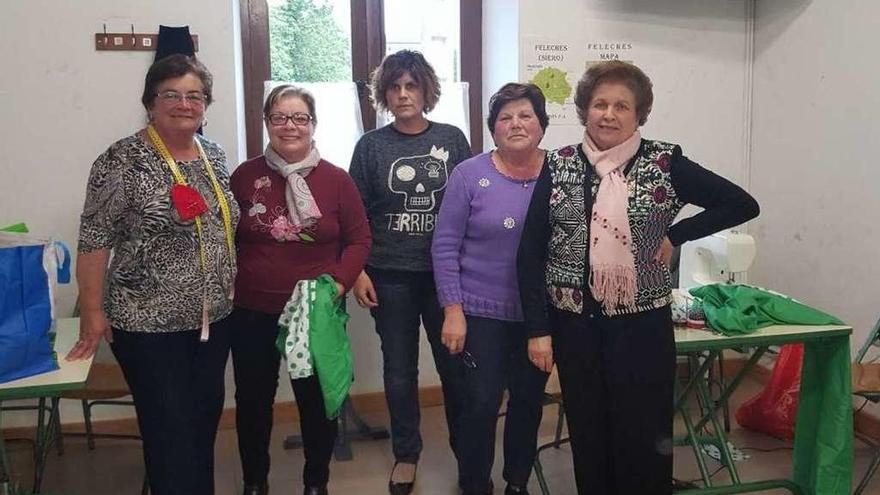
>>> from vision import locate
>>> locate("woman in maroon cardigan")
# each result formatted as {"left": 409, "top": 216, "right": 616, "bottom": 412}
{"left": 229, "top": 84, "right": 371, "bottom": 495}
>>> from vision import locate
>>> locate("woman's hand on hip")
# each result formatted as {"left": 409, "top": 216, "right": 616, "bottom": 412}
{"left": 654, "top": 236, "right": 674, "bottom": 266}
{"left": 65, "top": 308, "right": 112, "bottom": 361}
{"left": 441, "top": 305, "right": 467, "bottom": 354}
{"left": 528, "top": 335, "right": 554, "bottom": 373}
{"left": 353, "top": 270, "right": 378, "bottom": 308}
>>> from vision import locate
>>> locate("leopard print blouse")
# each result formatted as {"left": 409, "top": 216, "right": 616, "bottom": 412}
{"left": 78, "top": 132, "right": 240, "bottom": 332}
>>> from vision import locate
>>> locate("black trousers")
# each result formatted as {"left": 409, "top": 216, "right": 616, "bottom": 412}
{"left": 551, "top": 305, "right": 675, "bottom": 495}
{"left": 110, "top": 320, "right": 231, "bottom": 495}
{"left": 229, "top": 306, "right": 337, "bottom": 488}
{"left": 455, "top": 316, "right": 549, "bottom": 493}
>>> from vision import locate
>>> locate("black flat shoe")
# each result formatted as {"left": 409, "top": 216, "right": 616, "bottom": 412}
{"left": 243, "top": 483, "right": 268, "bottom": 495}
{"left": 388, "top": 461, "right": 417, "bottom": 495}
{"left": 304, "top": 485, "right": 328, "bottom": 495}
{"left": 504, "top": 484, "right": 529, "bottom": 495}
{"left": 462, "top": 480, "right": 494, "bottom": 495}
{"left": 672, "top": 478, "right": 699, "bottom": 492}
{"left": 389, "top": 480, "right": 414, "bottom": 495}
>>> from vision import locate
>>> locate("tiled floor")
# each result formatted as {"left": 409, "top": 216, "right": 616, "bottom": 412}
{"left": 5, "top": 375, "right": 879, "bottom": 495}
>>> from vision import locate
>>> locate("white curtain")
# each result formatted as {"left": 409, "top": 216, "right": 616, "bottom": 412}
{"left": 376, "top": 81, "right": 471, "bottom": 144}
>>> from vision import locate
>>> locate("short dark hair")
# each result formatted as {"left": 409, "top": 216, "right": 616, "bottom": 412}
{"left": 370, "top": 50, "right": 441, "bottom": 113}
{"left": 486, "top": 83, "right": 549, "bottom": 134}
{"left": 574, "top": 61, "right": 653, "bottom": 126}
{"left": 263, "top": 84, "right": 318, "bottom": 125}
{"left": 141, "top": 54, "right": 213, "bottom": 110}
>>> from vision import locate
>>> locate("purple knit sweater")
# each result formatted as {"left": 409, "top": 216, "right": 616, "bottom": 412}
{"left": 432, "top": 152, "right": 541, "bottom": 321}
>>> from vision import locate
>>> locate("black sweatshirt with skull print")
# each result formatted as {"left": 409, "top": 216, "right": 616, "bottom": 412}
{"left": 349, "top": 122, "right": 472, "bottom": 272}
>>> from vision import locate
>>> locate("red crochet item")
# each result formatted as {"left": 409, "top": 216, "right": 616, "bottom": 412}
{"left": 171, "top": 184, "right": 208, "bottom": 221}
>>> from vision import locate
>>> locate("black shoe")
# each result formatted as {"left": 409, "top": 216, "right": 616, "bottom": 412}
{"left": 389, "top": 480, "right": 414, "bottom": 495}
{"left": 672, "top": 478, "right": 699, "bottom": 492}
{"left": 243, "top": 483, "right": 268, "bottom": 495}
{"left": 304, "top": 485, "right": 328, "bottom": 495}
{"left": 504, "top": 484, "right": 529, "bottom": 495}
{"left": 388, "top": 461, "right": 417, "bottom": 495}
{"left": 462, "top": 480, "right": 494, "bottom": 495}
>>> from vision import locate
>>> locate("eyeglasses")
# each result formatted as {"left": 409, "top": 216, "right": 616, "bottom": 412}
{"left": 267, "top": 112, "right": 313, "bottom": 127}
{"left": 156, "top": 91, "right": 208, "bottom": 106}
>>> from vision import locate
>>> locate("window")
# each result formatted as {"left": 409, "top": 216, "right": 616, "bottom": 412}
{"left": 240, "top": 0, "right": 482, "bottom": 159}
{"left": 267, "top": 0, "right": 352, "bottom": 82}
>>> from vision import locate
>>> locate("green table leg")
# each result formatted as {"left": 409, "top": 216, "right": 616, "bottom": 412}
{"left": 676, "top": 478, "right": 804, "bottom": 495}
{"left": 691, "top": 354, "right": 740, "bottom": 485}
{"left": 676, "top": 353, "right": 717, "bottom": 411}
{"left": 677, "top": 392, "right": 714, "bottom": 487}
{"left": 692, "top": 348, "right": 766, "bottom": 434}
{"left": 677, "top": 349, "right": 766, "bottom": 490}
{"left": 533, "top": 453, "right": 550, "bottom": 495}
{"left": 0, "top": 404, "right": 10, "bottom": 492}
{"left": 31, "top": 397, "right": 60, "bottom": 494}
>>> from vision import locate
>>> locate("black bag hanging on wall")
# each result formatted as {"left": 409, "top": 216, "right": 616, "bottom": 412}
{"left": 155, "top": 25, "right": 195, "bottom": 61}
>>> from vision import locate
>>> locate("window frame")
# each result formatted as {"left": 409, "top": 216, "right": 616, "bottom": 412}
{"left": 239, "top": 0, "right": 483, "bottom": 159}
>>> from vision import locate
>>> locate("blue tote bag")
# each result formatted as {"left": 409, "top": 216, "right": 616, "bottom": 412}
{"left": 0, "top": 231, "right": 70, "bottom": 383}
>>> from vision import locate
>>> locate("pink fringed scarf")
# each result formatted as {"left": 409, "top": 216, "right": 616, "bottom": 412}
{"left": 583, "top": 130, "right": 641, "bottom": 312}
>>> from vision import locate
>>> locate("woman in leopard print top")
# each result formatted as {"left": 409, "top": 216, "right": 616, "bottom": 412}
{"left": 69, "top": 55, "right": 240, "bottom": 495}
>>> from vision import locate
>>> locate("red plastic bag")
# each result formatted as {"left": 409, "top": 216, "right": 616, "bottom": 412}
{"left": 734, "top": 343, "right": 804, "bottom": 440}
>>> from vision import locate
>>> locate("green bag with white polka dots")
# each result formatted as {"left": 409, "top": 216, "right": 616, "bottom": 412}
{"left": 278, "top": 279, "right": 316, "bottom": 379}
{"left": 277, "top": 274, "right": 352, "bottom": 419}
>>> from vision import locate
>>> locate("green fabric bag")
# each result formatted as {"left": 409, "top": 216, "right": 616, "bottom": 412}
{"left": 308, "top": 274, "right": 353, "bottom": 420}
{"left": 0, "top": 223, "right": 29, "bottom": 233}
{"left": 793, "top": 335, "right": 853, "bottom": 495}
{"left": 689, "top": 284, "right": 844, "bottom": 335}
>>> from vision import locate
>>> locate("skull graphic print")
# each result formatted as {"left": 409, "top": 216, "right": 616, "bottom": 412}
{"left": 388, "top": 145, "right": 450, "bottom": 212}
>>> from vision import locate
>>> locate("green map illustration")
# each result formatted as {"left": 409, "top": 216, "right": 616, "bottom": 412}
{"left": 531, "top": 67, "right": 572, "bottom": 105}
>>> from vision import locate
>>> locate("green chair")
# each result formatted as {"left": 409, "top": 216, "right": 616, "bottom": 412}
{"left": 531, "top": 369, "right": 567, "bottom": 495}
{"left": 0, "top": 397, "right": 61, "bottom": 493}
{"left": 852, "top": 315, "right": 880, "bottom": 495}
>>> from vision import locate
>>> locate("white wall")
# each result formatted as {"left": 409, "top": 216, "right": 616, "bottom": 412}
{"left": 0, "top": 0, "right": 249, "bottom": 427}
{"left": 750, "top": 1, "right": 880, "bottom": 360}
{"left": 481, "top": 0, "right": 519, "bottom": 150}
{"left": 514, "top": 0, "right": 751, "bottom": 186}
{"left": 0, "top": 0, "right": 244, "bottom": 314}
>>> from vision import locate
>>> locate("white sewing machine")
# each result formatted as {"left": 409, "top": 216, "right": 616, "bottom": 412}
{"left": 678, "top": 230, "right": 756, "bottom": 290}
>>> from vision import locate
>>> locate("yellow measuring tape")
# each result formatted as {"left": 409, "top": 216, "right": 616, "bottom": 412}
{"left": 146, "top": 124, "right": 234, "bottom": 269}
{"left": 147, "top": 125, "right": 235, "bottom": 340}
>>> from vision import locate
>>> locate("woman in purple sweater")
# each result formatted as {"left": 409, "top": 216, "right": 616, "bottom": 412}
{"left": 432, "top": 83, "right": 550, "bottom": 495}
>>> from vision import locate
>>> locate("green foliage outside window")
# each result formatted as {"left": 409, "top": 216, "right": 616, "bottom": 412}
{"left": 269, "top": 0, "right": 352, "bottom": 82}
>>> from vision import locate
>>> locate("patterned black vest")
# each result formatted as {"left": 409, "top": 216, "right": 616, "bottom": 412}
{"left": 546, "top": 140, "right": 684, "bottom": 316}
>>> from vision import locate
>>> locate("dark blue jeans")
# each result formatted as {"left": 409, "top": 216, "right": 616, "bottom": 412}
{"left": 455, "top": 316, "right": 549, "bottom": 493}
{"left": 367, "top": 267, "right": 464, "bottom": 463}
{"left": 110, "top": 319, "right": 232, "bottom": 495}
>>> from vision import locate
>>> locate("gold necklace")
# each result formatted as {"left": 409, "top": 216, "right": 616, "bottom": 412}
{"left": 493, "top": 149, "right": 544, "bottom": 180}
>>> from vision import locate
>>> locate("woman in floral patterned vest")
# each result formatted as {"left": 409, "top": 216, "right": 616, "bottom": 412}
{"left": 517, "top": 61, "right": 759, "bottom": 494}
